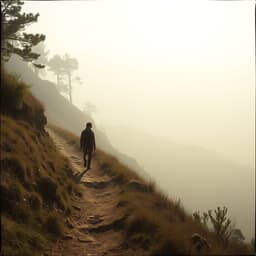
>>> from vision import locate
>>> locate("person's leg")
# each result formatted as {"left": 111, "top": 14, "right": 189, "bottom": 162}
{"left": 83, "top": 149, "right": 87, "bottom": 167}
{"left": 87, "top": 149, "right": 92, "bottom": 169}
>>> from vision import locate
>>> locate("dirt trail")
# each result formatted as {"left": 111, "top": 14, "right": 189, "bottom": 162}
{"left": 47, "top": 129, "right": 134, "bottom": 256}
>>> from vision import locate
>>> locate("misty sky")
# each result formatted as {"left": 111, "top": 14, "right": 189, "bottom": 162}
{"left": 23, "top": 0, "right": 255, "bottom": 168}
{"left": 19, "top": 0, "right": 256, "bottom": 241}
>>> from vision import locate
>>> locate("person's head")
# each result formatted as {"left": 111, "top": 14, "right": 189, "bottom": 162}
{"left": 86, "top": 122, "right": 92, "bottom": 129}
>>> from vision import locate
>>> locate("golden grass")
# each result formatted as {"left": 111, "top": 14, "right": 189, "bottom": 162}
{"left": 49, "top": 125, "right": 254, "bottom": 255}
{"left": 1, "top": 113, "right": 80, "bottom": 255}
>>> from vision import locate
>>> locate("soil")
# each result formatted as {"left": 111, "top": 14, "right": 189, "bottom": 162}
{"left": 47, "top": 129, "right": 143, "bottom": 256}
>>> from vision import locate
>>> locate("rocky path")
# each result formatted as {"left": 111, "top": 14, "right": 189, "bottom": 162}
{"left": 47, "top": 129, "right": 135, "bottom": 256}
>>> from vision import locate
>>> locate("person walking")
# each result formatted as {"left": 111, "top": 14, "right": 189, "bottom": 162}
{"left": 80, "top": 122, "right": 96, "bottom": 170}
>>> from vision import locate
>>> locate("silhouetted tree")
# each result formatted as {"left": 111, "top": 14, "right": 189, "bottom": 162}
{"left": 1, "top": 0, "right": 45, "bottom": 65}
{"left": 208, "top": 206, "right": 231, "bottom": 237}
{"left": 62, "top": 54, "right": 78, "bottom": 104}
{"left": 48, "top": 53, "right": 80, "bottom": 104}
{"left": 48, "top": 54, "right": 65, "bottom": 90}
{"left": 83, "top": 102, "right": 96, "bottom": 116}
{"left": 31, "top": 42, "right": 49, "bottom": 76}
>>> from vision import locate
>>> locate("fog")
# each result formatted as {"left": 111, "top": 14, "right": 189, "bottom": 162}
{"left": 23, "top": 0, "right": 254, "bottom": 241}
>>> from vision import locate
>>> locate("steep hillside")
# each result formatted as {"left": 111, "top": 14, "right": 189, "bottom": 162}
{"left": 1, "top": 71, "right": 81, "bottom": 256}
{"left": 104, "top": 125, "right": 255, "bottom": 241}
{"left": 5, "top": 56, "right": 148, "bottom": 179}
{"left": 48, "top": 125, "right": 253, "bottom": 255}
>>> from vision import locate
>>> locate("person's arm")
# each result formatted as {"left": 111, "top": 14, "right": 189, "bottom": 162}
{"left": 93, "top": 133, "right": 96, "bottom": 152}
{"left": 80, "top": 131, "right": 84, "bottom": 149}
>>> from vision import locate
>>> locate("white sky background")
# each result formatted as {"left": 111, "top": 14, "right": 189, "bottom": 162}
{"left": 23, "top": 0, "right": 255, "bottom": 168}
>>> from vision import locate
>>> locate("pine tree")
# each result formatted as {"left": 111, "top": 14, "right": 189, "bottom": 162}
{"left": 208, "top": 206, "right": 231, "bottom": 237}
{"left": 1, "top": 0, "right": 45, "bottom": 64}
{"left": 48, "top": 54, "right": 66, "bottom": 90}
{"left": 62, "top": 54, "right": 78, "bottom": 104}
{"left": 48, "top": 54, "right": 80, "bottom": 104}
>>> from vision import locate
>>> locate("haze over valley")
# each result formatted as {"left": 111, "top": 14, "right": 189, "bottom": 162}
{"left": 4, "top": 0, "right": 255, "bottom": 245}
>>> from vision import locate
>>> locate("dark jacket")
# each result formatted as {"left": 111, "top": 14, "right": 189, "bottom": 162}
{"left": 80, "top": 128, "right": 96, "bottom": 151}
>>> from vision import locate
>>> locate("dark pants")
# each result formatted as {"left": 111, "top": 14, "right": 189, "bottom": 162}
{"left": 83, "top": 146, "right": 93, "bottom": 168}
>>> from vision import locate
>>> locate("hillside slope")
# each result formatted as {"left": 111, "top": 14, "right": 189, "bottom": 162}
{"left": 104, "top": 124, "right": 255, "bottom": 241}
{"left": 1, "top": 71, "right": 81, "bottom": 256}
{"left": 5, "top": 56, "right": 148, "bottom": 179}
{"left": 48, "top": 125, "right": 253, "bottom": 255}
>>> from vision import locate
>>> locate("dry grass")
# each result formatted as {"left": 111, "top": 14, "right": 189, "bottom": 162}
{"left": 0, "top": 115, "right": 81, "bottom": 255}
{"left": 50, "top": 125, "right": 254, "bottom": 255}
{"left": 1, "top": 72, "right": 80, "bottom": 255}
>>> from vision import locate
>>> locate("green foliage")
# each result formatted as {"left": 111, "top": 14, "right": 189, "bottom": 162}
{"left": 1, "top": 0, "right": 45, "bottom": 62}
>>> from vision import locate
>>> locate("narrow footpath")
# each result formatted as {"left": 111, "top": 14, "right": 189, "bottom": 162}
{"left": 47, "top": 129, "right": 137, "bottom": 256}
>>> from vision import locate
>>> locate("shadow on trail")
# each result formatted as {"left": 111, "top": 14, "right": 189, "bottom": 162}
{"left": 74, "top": 169, "right": 90, "bottom": 183}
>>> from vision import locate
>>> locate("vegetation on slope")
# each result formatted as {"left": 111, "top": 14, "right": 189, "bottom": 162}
{"left": 1, "top": 71, "right": 80, "bottom": 256}
{"left": 49, "top": 125, "right": 253, "bottom": 255}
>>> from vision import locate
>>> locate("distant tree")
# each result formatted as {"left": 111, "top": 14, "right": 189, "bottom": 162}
{"left": 193, "top": 206, "right": 232, "bottom": 238}
{"left": 62, "top": 54, "right": 79, "bottom": 104}
{"left": 192, "top": 211, "right": 209, "bottom": 227}
{"left": 48, "top": 53, "right": 80, "bottom": 104}
{"left": 1, "top": 0, "right": 45, "bottom": 65}
{"left": 208, "top": 206, "right": 231, "bottom": 237}
{"left": 83, "top": 102, "right": 96, "bottom": 116}
{"left": 31, "top": 42, "right": 49, "bottom": 76}
{"left": 48, "top": 54, "right": 65, "bottom": 90}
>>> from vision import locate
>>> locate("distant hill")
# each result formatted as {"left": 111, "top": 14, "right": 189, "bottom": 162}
{"left": 5, "top": 56, "right": 148, "bottom": 179}
{"left": 104, "top": 124, "right": 255, "bottom": 241}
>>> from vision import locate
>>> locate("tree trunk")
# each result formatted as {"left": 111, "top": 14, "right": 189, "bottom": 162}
{"left": 68, "top": 73, "right": 72, "bottom": 104}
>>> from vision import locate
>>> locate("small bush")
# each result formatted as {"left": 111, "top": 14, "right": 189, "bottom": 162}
{"left": 43, "top": 213, "right": 64, "bottom": 236}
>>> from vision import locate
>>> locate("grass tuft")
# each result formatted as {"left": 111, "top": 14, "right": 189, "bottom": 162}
{"left": 43, "top": 212, "right": 64, "bottom": 236}
{"left": 37, "top": 176, "right": 57, "bottom": 203}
